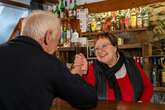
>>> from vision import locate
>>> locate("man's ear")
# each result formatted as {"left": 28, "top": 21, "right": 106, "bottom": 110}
{"left": 44, "top": 30, "right": 53, "bottom": 44}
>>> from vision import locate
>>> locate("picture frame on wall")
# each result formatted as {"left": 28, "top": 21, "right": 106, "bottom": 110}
{"left": 87, "top": 39, "right": 96, "bottom": 59}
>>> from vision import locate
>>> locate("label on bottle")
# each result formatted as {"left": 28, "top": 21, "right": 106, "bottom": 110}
{"left": 137, "top": 17, "right": 143, "bottom": 28}
{"left": 143, "top": 17, "right": 149, "bottom": 28}
{"left": 131, "top": 15, "right": 136, "bottom": 28}
{"left": 117, "top": 37, "right": 124, "bottom": 45}
{"left": 162, "top": 70, "right": 165, "bottom": 85}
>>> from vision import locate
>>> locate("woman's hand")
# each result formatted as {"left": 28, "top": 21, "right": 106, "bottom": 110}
{"left": 71, "top": 53, "right": 88, "bottom": 76}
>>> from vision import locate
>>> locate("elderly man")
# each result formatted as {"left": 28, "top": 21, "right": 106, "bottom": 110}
{"left": 0, "top": 11, "right": 97, "bottom": 110}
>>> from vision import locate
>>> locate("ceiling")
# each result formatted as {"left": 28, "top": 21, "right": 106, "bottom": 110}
{"left": 46, "top": 0, "right": 58, "bottom": 3}
{"left": 32, "top": 0, "right": 58, "bottom": 3}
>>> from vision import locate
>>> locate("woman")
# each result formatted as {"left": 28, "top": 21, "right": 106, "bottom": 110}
{"left": 72, "top": 33, "right": 153, "bottom": 102}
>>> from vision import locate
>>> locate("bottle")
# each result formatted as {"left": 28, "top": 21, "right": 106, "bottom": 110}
{"left": 64, "top": 23, "right": 71, "bottom": 47}
{"left": 136, "top": 56, "right": 140, "bottom": 66}
{"left": 71, "top": 30, "right": 79, "bottom": 47}
{"left": 117, "top": 36, "right": 124, "bottom": 45}
{"left": 53, "top": 4, "right": 60, "bottom": 17}
{"left": 130, "top": 8, "right": 137, "bottom": 28}
{"left": 111, "top": 11, "right": 116, "bottom": 31}
{"left": 140, "top": 56, "right": 144, "bottom": 68}
{"left": 116, "top": 10, "right": 121, "bottom": 30}
{"left": 91, "top": 18, "right": 97, "bottom": 32}
{"left": 125, "top": 9, "right": 131, "bottom": 30}
{"left": 151, "top": 57, "right": 158, "bottom": 87}
{"left": 142, "top": 7, "right": 149, "bottom": 28}
{"left": 59, "top": 0, "right": 65, "bottom": 18}
{"left": 137, "top": 7, "right": 143, "bottom": 28}
{"left": 60, "top": 26, "right": 65, "bottom": 45}
{"left": 120, "top": 10, "right": 125, "bottom": 31}
{"left": 72, "top": 0, "right": 77, "bottom": 17}
{"left": 96, "top": 18, "right": 102, "bottom": 32}
{"left": 68, "top": 0, "right": 73, "bottom": 17}
{"left": 160, "top": 57, "right": 165, "bottom": 86}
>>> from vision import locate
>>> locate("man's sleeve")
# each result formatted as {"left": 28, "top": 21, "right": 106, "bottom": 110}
{"left": 53, "top": 62, "right": 97, "bottom": 109}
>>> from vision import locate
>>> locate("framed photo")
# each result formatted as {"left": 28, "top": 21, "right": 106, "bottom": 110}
{"left": 87, "top": 40, "right": 96, "bottom": 59}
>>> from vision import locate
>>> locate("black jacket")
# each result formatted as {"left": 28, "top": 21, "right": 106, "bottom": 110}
{"left": 0, "top": 36, "right": 97, "bottom": 110}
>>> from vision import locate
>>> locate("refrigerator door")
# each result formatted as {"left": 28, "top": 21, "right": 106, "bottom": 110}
{"left": 0, "top": 3, "right": 29, "bottom": 44}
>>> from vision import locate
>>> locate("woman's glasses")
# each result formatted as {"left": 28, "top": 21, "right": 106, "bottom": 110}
{"left": 94, "top": 43, "right": 111, "bottom": 53}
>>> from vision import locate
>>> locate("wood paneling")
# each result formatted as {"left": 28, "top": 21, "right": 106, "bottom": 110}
{"left": 78, "top": 0, "right": 165, "bottom": 13}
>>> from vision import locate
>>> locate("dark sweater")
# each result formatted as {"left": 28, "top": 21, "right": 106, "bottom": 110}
{"left": 0, "top": 36, "right": 97, "bottom": 110}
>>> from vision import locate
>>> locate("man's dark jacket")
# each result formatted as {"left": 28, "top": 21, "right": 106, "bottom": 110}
{"left": 0, "top": 36, "right": 97, "bottom": 110}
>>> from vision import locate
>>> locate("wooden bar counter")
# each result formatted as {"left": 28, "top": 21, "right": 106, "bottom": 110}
{"left": 51, "top": 99, "right": 165, "bottom": 110}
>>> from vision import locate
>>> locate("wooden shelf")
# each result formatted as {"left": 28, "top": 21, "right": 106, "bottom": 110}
{"left": 58, "top": 47, "right": 76, "bottom": 51}
{"left": 81, "top": 28, "right": 147, "bottom": 37}
{"left": 144, "top": 55, "right": 165, "bottom": 58}
{"left": 87, "top": 57, "right": 96, "bottom": 60}
{"left": 151, "top": 34, "right": 165, "bottom": 43}
{"left": 118, "top": 43, "right": 142, "bottom": 49}
{"left": 61, "top": 17, "right": 77, "bottom": 22}
{"left": 154, "top": 87, "right": 165, "bottom": 93}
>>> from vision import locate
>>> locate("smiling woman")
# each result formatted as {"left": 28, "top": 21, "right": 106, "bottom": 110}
{"left": 0, "top": 3, "right": 29, "bottom": 44}
{"left": 72, "top": 32, "right": 153, "bottom": 102}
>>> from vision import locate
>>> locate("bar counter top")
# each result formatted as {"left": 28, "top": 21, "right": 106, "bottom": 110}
{"left": 51, "top": 99, "right": 165, "bottom": 110}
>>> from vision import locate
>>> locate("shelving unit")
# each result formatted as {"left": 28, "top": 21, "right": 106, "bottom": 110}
{"left": 58, "top": 47, "right": 76, "bottom": 51}
{"left": 118, "top": 43, "right": 142, "bottom": 49}
{"left": 57, "top": 0, "right": 165, "bottom": 98}
{"left": 80, "top": 28, "right": 148, "bottom": 37}
{"left": 154, "top": 87, "right": 165, "bottom": 93}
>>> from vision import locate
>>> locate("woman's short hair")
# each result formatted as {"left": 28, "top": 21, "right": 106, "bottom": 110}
{"left": 95, "top": 32, "right": 118, "bottom": 46}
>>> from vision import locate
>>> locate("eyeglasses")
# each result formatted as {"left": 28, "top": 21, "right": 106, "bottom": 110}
{"left": 94, "top": 43, "right": 111, "bottom": 53}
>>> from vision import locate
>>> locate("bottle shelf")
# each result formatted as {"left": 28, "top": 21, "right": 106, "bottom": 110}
{"left": 80, "top": 28, "right": 147, "bottom": 37}
{"left": 87, "top": 57, "right": 96, "bottom": 60}
{"left": 58, "top": 47, "right": 76, "bottom": 51}
{"left": 144, "top": 55, "right": 165, "bottom": 58}
{"left": 154, "top": 87, "right": 165, "bottom": 93}
{"left": 61, "top": 17, "right": 77, "bottom": 22}
{"left": 118, "top": 43, "right": 142, "bottom": 49}
{"left": 58, "top": 43, "right": 142, "bottom": 52}
{"left": 151, "top": 34, "right": 165, "bottom": 43}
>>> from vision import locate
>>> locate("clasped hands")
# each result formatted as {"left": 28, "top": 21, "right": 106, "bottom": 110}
{"left": 71, "top": 53, "right": 88, "bottom": 76}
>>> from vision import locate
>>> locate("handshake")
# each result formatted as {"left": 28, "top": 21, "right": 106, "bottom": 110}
{"left": 71, "top": 53, "right": 88, "bottom": 76}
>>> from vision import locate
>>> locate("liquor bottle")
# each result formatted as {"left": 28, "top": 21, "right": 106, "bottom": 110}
{"left": 120, "top": 10, "right": 125, "bottom": 31}
{"left": 72, "top": 0, "right": 77, "bottom": 17}
{"left": 116, "top": 10, "right": 121, "bottom": 30}
{"left": 117, "top": 36, "right": 124, "bottom": 45}
{"left": 133, "top": 56, "right": 136, "bottom": 61}
{"left": 137, "top": 7, "right": 143, "bottom": 28}
{"left": 68, "top": 0, "right": 73, "bottom": 17}
{"left": 96, "top": 18, "right": 102, "bottom": 32}
{"left": 60, "top": 26, "right": 65, "bottom": 45}
{"left": 151, "top": 57, "right": 158, "bottom": 87}
{"left": 111, "top": 11, "right": 116, "bottom": 31}
{"left": 59, "top": 0, "right": 65, "bottom": 18}
{"left": 136, "top": 56, "right": 141, "bottom": 66}
{"left": 53, "top": 4, "right": 60, "bottom": 17}
{"left": 91, "top": 18, "right": 97, "bottom": 32}
{"left": 142, "top": 7, "right": 149, "bottom": 28}
{"left": 160, "top": 57, "right": 165, "bottom": 86}
{"left": 71, "top": 30, "right": 79, "bottom": 47}
{"left": 125, "top": 9, "right": 131, "bottom": 30}
{"left": 130, "top": 8, "right": 137, "bottom": 28}
{"left": 65, "top": 23, "right": 72, "bottom": 47}
{"left": 140, "top": 56, "right": 144, "bottom": 68}
{"left": 157, "top": 57, "right": 163, "bottom": 86}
